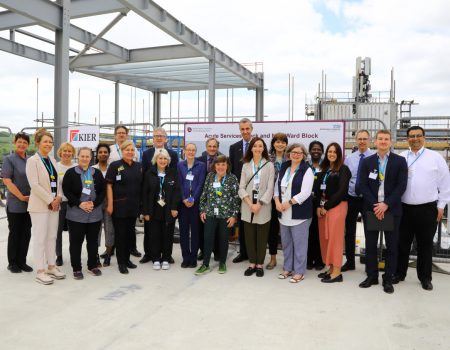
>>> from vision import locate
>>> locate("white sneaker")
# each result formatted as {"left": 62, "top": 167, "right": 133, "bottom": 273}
{"left": 153, "top": 261, "right": 161, "bottom": 270}
{"left": 162, "top": 261, "right": 170, "bottom": 270}
{"left": 36, "top": 272, "right": 54, "bottom": 285}
{"left": 46, "top": 267, "right": 66, "bottom": 280}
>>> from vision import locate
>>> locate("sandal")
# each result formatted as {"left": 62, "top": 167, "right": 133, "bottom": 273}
{"left": 278, "top": 271, "right": 292, "bottom": 279}
{"left": 289, "top": 274, "right": 305, "bottom": 283}
{"left": 266, "top": 262, "right": 277, "bottom": 270}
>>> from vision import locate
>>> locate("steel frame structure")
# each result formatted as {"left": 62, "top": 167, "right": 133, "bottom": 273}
{"left": 0, "top": 0, "right": 264, "bottom": 148}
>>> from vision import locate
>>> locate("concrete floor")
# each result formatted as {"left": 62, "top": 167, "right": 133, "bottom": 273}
{"left": 0, "top": 207, "right": 449, "bottom": 350}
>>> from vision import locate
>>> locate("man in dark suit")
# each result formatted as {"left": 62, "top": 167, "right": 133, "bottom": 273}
{"left": 142, "top": 127, "right": 179, "bottom": 175}
{"left": 229, "top": 118, "right": 253, "bottom": 263}
{"left": 140, "top": 127, "right": 179, "bottom": 264}
{"left": 358, "top": 130, "right": 408, "bottom": 294}
{"left": 196, "top": 137, "right": 222, "bottom": 173}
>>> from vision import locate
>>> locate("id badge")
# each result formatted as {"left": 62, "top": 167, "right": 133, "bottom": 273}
{"left": 254, "top": 177, "right": 260, "bottom": 185}
{"left": 186, "top": 174, "right": 194, "bottom": 181}
{"left": 320, "top": 199, "right": 326, "bottom": 207}
{"left": 51, "top": 181, "right": 57, "bottom": 188}
{"left": 369, "top": 172, "right": 377, "bottom": 180}
{"left": 116, "top": 175, "right": 122, "bottom": 181}
{"left": 187, "top": 196, "right": 194, "bottom": 203}
{"left": 214, "top": 207, "right": 219, "bottom": 216}
{"left": 253, "top": 191, "right": 258, "bottom": 200}
{"left": 82, "top": 188, "right": 91, "bottom": 195}
{"left": 213, "top": 182, "right": 221, "bottom": 189}
{"left": 157, "top": 198, "right": 166, "bottom": 207}
{"left": 320, "top": 184, "right": 326, "bottom": 190}
{"left": 51, "top": 192, "right": 56, "bottom": 197}
{"left": 408, "top": 168, "right": 414, "bottom": 177}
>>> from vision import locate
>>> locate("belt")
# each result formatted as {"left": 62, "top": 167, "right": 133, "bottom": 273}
{"left": 402, "top": 201, "right": 437, "bottom": 207}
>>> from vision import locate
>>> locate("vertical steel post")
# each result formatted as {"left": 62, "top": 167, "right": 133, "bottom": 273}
{"left": 114, "top": 82, "right": 120, "bottom": 124}
{"left": 153, "top": 91, "right": 161, "bottom": 127}
{"left": 255, "top": 73, "right": 264, "bottom": 121}
{"left": 208, "top": 59, "right": 215, "bottom": 122}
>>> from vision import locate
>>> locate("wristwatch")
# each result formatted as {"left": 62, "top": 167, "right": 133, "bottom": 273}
{"left": 288, "top": 199, "right": 294, "bottom": 206}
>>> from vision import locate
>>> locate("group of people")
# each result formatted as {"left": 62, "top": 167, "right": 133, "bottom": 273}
{"left": 3, "top": 119, "right": 449, "bottom": 294}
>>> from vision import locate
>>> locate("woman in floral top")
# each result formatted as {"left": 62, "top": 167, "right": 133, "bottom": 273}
{"left": 196, "top": 155, "right": 240, "bottom": 275}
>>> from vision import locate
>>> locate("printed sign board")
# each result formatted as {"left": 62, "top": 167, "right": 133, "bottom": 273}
{"left": 184, "top": 121, "right": 345, "bottom": 156}
{"left": 67, "top": 126, "right": 100, "bottom": 149}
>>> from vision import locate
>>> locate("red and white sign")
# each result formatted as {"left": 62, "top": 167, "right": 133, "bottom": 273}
{"left": 67, "top": 126, "right": 100, "bottom": 149}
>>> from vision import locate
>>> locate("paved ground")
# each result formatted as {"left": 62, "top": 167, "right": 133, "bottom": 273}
{"left": 0, "top": 206, "right": 449, "bottom": 350}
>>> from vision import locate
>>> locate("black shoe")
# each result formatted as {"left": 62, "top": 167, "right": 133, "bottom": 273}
{"left": 169, "top": 256, "right": 175, "bottom": 264}
{"left": 383, "top": 281, "right": 394, "bottom": 294}
{"left": 359, "top": 277, "right": 379, "bottom": 288}
{"left": 315, "top": 264, "right": 325, "bottom": 271}
{"left": 233, "top": 254, "right": 248, "bottom": 263}
{"left": 321, "top": 274, "right": 343, "bottom": 283}
{"left": 317, "top": 271, "right": 330, "bottom": 279}
{"left": 7, "top": 264, "right": 22, "bottom": 273}
{"left": 96, "top": 254, "right": 102, "bottom": 268}
{"left": 306, "top": 263, "right": 313, "bottom": 270}
{"left": 118, "top": 264, "right": 129, "bottom": 274}
{"left": 56, "top": 255, "right": 63, "bottom": 266}
{"left": 139, "top": 255, "right": 152, "bottom": 264}
{"left": 255, "top": 267, "right": 264, "bottom": 277}
{"left": 341, "top": 263, "right": 355, "bottom": 272}
{"left": 392, "top": 275, "right": 405, "bottom": 284}
{"left": 421, "top": 280, "right": 433, "bottom": 291}
{"left": 181, "top": 261, "right": 189, "bottom": 268}
{"left": 103, "top": 255, "right": 111, "bottom": 267}
{"left": 244, "top": 267, "right": 256, "bottom": 276}
{"left": 126, "top": 261, "right": 137, "bottom": 269}
{"left": 197, "top": 252, "right": 204, "bottom": 261}
{"left": 189, "top": 262, "right": 198, "bottom": 268}
{"left": 18, "top": 263, "right": 33, "bottom": 272}
{"left": 100, "top": 250, "right": 108, "bottom": 259}
{"left": 130, "top": 249, "right": 142, "bottom": 258}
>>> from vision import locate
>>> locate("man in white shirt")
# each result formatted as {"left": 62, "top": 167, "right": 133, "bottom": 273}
{"left": 395, "top": 126, "right": 450, "bottom": 291}
{"left": 108, "top": 125, "right": 140, "bottom": 164}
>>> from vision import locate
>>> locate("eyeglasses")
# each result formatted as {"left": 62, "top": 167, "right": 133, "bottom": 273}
{"left": 408, "top": 134, "right": 423, "bottom": 139}
{"left": 290, "top": 151, "right": 303, "bottom": 156}
{"left": 154, "top": 135, "right": 165, "bottom": 138}
{"left": 357, "top": 138, "right": 368, "bottom": 141}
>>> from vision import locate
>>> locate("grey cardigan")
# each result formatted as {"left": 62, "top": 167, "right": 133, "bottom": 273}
{"left": 238, "top": 160, "right": 275, "bottom": 225}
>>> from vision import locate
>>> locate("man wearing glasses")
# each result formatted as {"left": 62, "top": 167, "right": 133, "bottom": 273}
{"left": 343, "top": 130, "right": 374, "bottom": 272}
{"left": 142, "top": 127, "right": 179, "bottom": 174}
{"left": 394, "top": 126, "right": 450, "bottom": 291}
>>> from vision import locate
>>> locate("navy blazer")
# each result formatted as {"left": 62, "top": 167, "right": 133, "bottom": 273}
{"left": 196, "top": 153, "right": 222, "bottom": 172}
{"left": 358, "top": 152, "right": 408, "bottom": 216}
{"left": 142, "top": 147, "right": 179, "bottom": 174}
{"left": 177, "top": 159, "right": 207, "bottom": 204}
{"left": 229, "top": 139, "right": 247, "bottom": 181}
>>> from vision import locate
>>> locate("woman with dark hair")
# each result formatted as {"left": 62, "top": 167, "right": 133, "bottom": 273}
{"left": 266, "top": 133, "right": 288, "bottom": 269}
{"left": 2, "top": 132, "right": 32, "bottom": 273}
{"left": 63, "top": 147, "right": 106, "bottom": 279}
{"left": 239, "top": 137, "right": 275, "bottom": 277}
{"left": 93, "top": 143, "right": 115, "bottom": 266}
{"left": 307, "top": 140, "right": 325, "bottom": 270}
{"left": 196, "top": 155, "right": 240, "bottom": 275}
{"left": 314, "top": 142, "right": 351, "bottom": 283}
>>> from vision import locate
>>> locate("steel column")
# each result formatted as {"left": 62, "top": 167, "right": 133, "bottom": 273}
{"left": 153, "top": 91, "right": 161, "bottom": 127}
{"left": 255, "top": 73, "right": 264, "bottom": 121}
{"left": 115, "top": 82, "right": 120, "bottom": 124}
{"left": 53, "top": 0, "right": 70, "bottom": 152}
{"left": 208, "top": 59, "right": 215, "bottom": 122}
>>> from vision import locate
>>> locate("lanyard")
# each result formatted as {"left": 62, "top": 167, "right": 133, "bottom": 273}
{"left": 83, "top": 168, "right": 92, "bottom": 188}
{"left": 115, "top": 144, "right": 121, "bottom": 158}
{"left": 38, "top": 153, "right": 55, "bottom": 180}
{"left": 275, "top": 158, "right": 283, "bottom": 173}
{"left": 378, "top": 156, "right": 388, "bottom": 181}
{"left": 285, "top": 165, "right": 300, "bottom": 188}
{"left": 158, "top": 174, "right": 165, "bottom": 195}
{"left": 187, "top": 166, "right": 193, "bottom": 196}
{"left": 322, "top": 170, "right": 331, "bottom": 185}
{"left": 407, "top": 149, "right": 425, "bottom": 168}
{"left": 252, "top": 159, "right": 262, "bottom": 180}
{"left": 214, "top": 174, "right": 226, "bottom": 196}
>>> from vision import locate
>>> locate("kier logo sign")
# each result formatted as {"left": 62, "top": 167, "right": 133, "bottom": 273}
{"left": 69, "top": 129, "right": 80, "bottom": 142}
{"left": 67, "top": 126, "right": 99, "bottom": 149}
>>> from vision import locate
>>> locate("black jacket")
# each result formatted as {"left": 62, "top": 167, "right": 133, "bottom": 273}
{"left": 142, "top": 166, "right": 182, "bottom": 223}
{"left": 62, "top": 166, "right": 106, "bottom": 208}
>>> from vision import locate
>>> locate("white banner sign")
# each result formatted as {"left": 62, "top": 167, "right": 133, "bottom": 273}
{"left": 67, "top": 126, "right": 100, "bottom": 149}
{"left": 184, "top": 121, "right": 345, "bottom": 156}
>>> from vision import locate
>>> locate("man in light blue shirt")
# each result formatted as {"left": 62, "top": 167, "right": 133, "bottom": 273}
{"left": 342, "top": 130, "right": 374, "bottom": 271}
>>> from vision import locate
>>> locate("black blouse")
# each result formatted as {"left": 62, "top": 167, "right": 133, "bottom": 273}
{"left": 313, "top": 165, "right": 351, "bottom": 210}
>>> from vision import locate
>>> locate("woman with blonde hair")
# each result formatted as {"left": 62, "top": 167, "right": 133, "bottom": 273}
{"left": 26, "top": 128, "right": 66, "bottom": 285}
{"left": 55, "top": 141, "right": 77, "bottom": 266}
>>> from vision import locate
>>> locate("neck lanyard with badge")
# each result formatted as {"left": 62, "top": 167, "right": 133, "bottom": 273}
{"left": 158, "top": 172, "right": 166, "bottom": 207}
{"left": 281, "top": 165, "right": 299, "bottom": 199}
{"left": 82, "top": 168, "right": 93, "bottom": 197}
{"left": 252, "top": 159, "right": 262, "bottom": 204}
{"left": 38, "top": 153, "right": 57, "bottom": 195}
{"left": 186, "top": 164, "right": 195, "bottom": 202}
{"left": 115, "top": 144, "right": 121, "bottom": 158}
{"left": 377, "top": 155, "right": 388, "bottom": 182}
{"left": 407, "top": 148, "right": 424, "bottom": 176}
{"left": 319, "top": 170, "right": 331, "bottom": 206}
{"left": 213, "top": 174, "right": 226, "bottom": 216}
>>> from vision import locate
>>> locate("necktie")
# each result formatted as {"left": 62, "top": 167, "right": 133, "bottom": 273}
{"left": 207, "top": 157, "right": 213, "bottom": 172}
{"left": 355, "top": 153, "right": 365, "bottom": 195}
{"left": 243, "top": 142, "right": 248, "bottom": 155}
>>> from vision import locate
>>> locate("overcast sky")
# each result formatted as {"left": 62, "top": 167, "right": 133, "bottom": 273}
{"left": 0, "top": 0, "right": 449, "bottom": 133}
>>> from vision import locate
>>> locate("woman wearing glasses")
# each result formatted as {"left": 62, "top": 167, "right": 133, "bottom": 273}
{"left": 274, "top": 143, "right": 314, "bottom": 283}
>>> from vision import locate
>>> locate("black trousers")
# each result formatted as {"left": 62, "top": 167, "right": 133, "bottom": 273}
{"left": 237, "top": 214, "right": 248, "bottom": 258}
{"left": 203, "top": 216, "right": 230, "bottom": 266}
{"left": 112, "top": 216, "right": 136, "bottom": 265}
{"left": 268, "top": 201, "right": 279, "bottom": 256}
{"left": 344, "top": 196, "right": 365, "bottom": 266}
{"left": 6, "top": 210, "right": 31, "bottom": 266}
{"left": 198, "top": 220, "right": 219, "bottom": 256}
{"left": 307, "top": 209, "right": 323, "bottom": 267}
{"left": 149, "top": 218, "right": 175, "bottom": 262}
{"left": 67, "top": 220, "right": 101, "bottom": 271}
{"left": 365, "top": 212, "right": 401, "bottom": 281}
{"left": 397, "top": 202, "right": 438, "bottom": 282}
{"left": 56, "top": 201, "right": 68, "bottom": 257}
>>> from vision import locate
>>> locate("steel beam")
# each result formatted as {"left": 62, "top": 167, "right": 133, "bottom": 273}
{"left": 0, "top": 37, "right": 55, "bottom": 65}
{"left": 208, "top": 59, "right": 215, "bottom": 122}
{"left": 0, "top": 0, "right": 62, "bottom": 30}
{"left": 118, "top": 0, "right": 262, "bottom": 88}
{"left": 53, "top": 0, "right": 70, "bottom": 150}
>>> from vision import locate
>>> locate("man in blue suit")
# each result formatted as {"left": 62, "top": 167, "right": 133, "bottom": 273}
{"left": 142, "top": 127, "right": 179, "bottom": 175}
{"left": 358, "top": 130, "right": 408, "bottom": 294}
{"left": 140, "top": 127, "right": 179, "bottom": 264}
